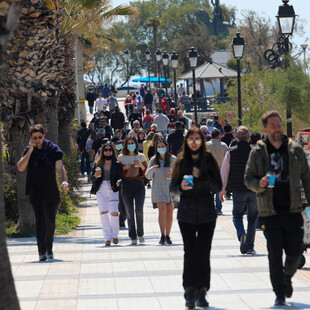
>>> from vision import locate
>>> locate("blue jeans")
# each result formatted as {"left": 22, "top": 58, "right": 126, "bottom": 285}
{"left": 89, "top": 106, "right": 93, "bottom": 114}
{"left": 145, "top": 104, "right": 152, "bottom": 113}
{"left": 159, "top": 130, "right": 167, "bottom": 139}
{"left": 215, "top": 193, "right": 222, "bottom": 213}
{"left": 80, "top": 153, "right": 91, "bottom": 175}
{"left": 232, "top": 191, "right": 258, "bottom": 250}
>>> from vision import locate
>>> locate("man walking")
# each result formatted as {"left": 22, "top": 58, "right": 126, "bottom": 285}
{"left": 167, "top": 121, "right": 184, "bottom": 156}
{"left": 245, "top": 111, "right": 310, "bottom": 306}
{"left": 144, "top": 90, "right": 153, "bottom": 113}
{"left": 220, "top": 126, "right": 258, "bottom": 255}
{"left": 107, "top": 93, "right": 118, "bottom": 114}
{"left": 206, "top": 129, "right": 228, "bottom": 215}
{"left": 86, "top": 89, "right": 96, "bottom": 114}
{"left": 154, "top": 109, "right": 170, "bottom": 139}
{"left": 17, "top": 124, "right": 68, "bottom": 261}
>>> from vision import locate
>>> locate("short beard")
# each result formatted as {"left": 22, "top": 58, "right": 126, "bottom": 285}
{"left": 268, "top": 133, "right": 283, "bottom": 143}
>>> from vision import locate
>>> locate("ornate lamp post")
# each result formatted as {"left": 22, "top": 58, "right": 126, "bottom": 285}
{"left": 170, "top": 51, "right": 178, "bottom": 106}
{"left": 277, "top": 0, "right": 296, "bottom": 137}
{"left": 145, "top": 49, "right": 151, "bottom": 91}
{"left": 264, "top": 0, "right": 296, "bottom": 137}
{"left": 231, "top": 32, "right": 245, "bottom": 126}
{"left": 124, "top": 49, "right": 130, "bottom": 94}
{"left": 188, "top": 47, "right": 198, "bottom": 124}
{"left": 301, "top": 44, "right": 308, "bottom": 66}
{"left": 162, "top": 51, "right": 169, "bottom": 112}
{"left": 155, "top": 49, "right": 162, "bottom": 103}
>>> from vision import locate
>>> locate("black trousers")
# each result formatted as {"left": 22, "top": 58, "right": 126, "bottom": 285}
{"left": 30, "top": 194, "right": 59, "bottom": 255}
{"left": 178, "top": 220, "right": 216, "bottom": 290}
{"left": 260, "top": 213, "right": 304, "bottom": 297}
{"left": 118, "top": 190, "right": 126, "bottom": 226}
{"left": 121, "top": 179, "right": 145, "bottom": 240}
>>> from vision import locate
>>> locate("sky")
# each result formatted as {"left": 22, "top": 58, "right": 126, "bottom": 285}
{"left": 111, "top": 0, "right": 310, "bottom": 54}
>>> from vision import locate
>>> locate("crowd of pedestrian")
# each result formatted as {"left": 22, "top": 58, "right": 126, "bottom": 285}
{"left": 19, "top": 82, "right": 310, "bottom": 309}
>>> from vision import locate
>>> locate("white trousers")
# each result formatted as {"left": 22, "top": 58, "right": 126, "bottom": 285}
{"left": 96, "top": 181, "right": 119, "bottom": 241}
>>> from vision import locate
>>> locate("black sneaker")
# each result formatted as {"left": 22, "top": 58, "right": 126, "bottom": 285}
{"left": 39, "top": 254, "right": 47, "bottom": 262}
{"left": 47, "top": 251, "right": 54, "bottom": 260}
{"left": 159, "top": 235, "right": 166, "bottom": 245}
{"left": 274, "top": 296, "right": 286, "bottom": 306}
{"left": 166, "top": 236, "right": 172, "bottom": 245}
{"left": 239, "top": 233, "right": 248, "bottom": 254}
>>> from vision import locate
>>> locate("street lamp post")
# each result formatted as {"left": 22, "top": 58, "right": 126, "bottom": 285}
{"left": 155, "top": 49, "right": 162, "bottom": 103}
{"left": 277, "top": 0, "right": 296, "bottom": 137}
{"left": 170, "top": 51, "right": 178, "bottom": 107}
{"left": 188, "top": 47, "right": 198, "bottom": 124}
{"left": 162, "top": 51, "right": 169, "bottom": 112}
{"left": 124, "top": 49, "right": 130, "bottom": 94}
{"left": 232, "top": 32, "right": 245, "bottom": 126}
{"left": 145, "top": 49, "right": 151, "bottom": 91}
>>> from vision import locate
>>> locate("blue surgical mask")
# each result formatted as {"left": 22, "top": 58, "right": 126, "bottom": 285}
{"left": 126, "top": 126, "right": 129, "bottom": 130}
{"left": 115, "top": 144, "right": 123, "bottom": 151}
{"left": 157, "top": 147, "right": 167, "bottom": 155}
{"left": 127, "top": 144, "right": 136, "bottom": 152}
{"left": 305, "top": 207, "right": 310, "bottom": 219}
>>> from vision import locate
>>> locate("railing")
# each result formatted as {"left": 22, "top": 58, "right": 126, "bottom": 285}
{"left": 184, "top": 96, "right": 229, "bottom": 113}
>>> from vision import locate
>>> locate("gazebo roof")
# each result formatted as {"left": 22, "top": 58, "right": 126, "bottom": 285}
{"left": 179, "top": 60, "right": 238, "bottom": 80}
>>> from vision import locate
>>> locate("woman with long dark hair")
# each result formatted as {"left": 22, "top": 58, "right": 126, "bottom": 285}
{"left": 118, "top": 136, "right": 148, "bottom": 245}
{"left": 145, "top": 139, "right": 176, "bottom": 245}
{"left": 91, "top": 142, "right": 122, "bottom": 246}
{"left": 170, "top": 127, "right": 222, "bottom": 309}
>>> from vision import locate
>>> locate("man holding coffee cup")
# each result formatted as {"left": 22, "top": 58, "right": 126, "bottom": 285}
{"left": 245, "top": 111, "right": 310, "bottom": 306}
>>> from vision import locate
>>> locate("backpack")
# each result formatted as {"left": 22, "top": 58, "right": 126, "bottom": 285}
{"left": 143, "top": 119, "right": 152, "bottom": 131}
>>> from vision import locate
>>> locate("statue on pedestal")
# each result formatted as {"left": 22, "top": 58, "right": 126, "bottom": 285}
{"left": 196, "top": 0, "right": 235, "bottom": 36}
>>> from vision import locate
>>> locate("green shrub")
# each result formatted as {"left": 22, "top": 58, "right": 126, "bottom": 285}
{"left": 3, "top": 173, "right": 18, "bottom": 223}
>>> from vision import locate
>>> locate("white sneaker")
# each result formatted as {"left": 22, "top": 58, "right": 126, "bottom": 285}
{"left": 131, "top": 239, "right": 137, "bottom": 245}
{"left": 138, "top": 236, "right": 145, "bottom": 243}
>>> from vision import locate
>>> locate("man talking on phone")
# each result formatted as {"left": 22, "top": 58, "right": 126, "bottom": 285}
{"left": 17, "top": 124, "right": 68, "bottom": 261}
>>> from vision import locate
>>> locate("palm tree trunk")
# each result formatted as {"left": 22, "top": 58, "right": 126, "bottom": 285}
{"left": 0, "top": 138, "right": 21, "bottom": 310}
{"left": 46, "top": 106, "right": 59, "bottom": 145}
{"left": 58, "top": 120, "right": 71, "bottom": 155}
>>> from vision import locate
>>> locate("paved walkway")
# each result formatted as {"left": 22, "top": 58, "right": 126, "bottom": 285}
{"left": 7, "top": 102, "right": 310, "bottom": 309}
{"left": 7, "top": 179, "right": 310, "bottom": 310}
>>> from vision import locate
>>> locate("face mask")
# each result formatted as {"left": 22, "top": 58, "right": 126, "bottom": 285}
{"left": 95, "top": 115, "right": 99, "bottom": 118}
{"left": 100, "top": 116, "right": 104, "bottom": 119}
{"left": 115, "top": 144, "right": 123, "bottom": 151}
{"left": 127, "top": 144, "right": 136, "bottom": 152}
{"left": 190, "top": 148, "right": 201, "bottom": 155}
{"left": 157, "top": 147, "right": 167, "bottom": 155}
{"left": 104, "top": 155, "right": 113, "bottom": 160}
{"left": 126, "top": 126, "right": 129, "bottom": 130}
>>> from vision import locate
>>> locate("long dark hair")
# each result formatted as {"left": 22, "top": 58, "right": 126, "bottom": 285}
{"left": 96, "top": 142, "right": 117, "bottom": 167}
{"left": 150, "top": 132, "right": 163, "bottom": 147}
{"left": 121, "top": 136, "right": 139, "bottom": 155}
{"left": 172, "top": 127, "right": 209, "bottom": 180}
{"left": 154, "top": 139, "right": 171, "bottom": 167}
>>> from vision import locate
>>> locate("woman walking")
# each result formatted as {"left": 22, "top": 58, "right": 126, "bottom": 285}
{"left": 145, "top": 139, "right": 176, "bottom": 245}
{"left": 91, "top": 142, "right": 122, "bottom": 246}
{"left": 118, "top": 136, "right": 148, "bottom": 245}
{"left": 170, "top": 128, "right": 222, "bottom": 309}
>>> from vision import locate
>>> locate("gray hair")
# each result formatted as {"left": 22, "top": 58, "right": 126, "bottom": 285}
{"left": 236, "top": 126, "right": 250, "bottom": 141}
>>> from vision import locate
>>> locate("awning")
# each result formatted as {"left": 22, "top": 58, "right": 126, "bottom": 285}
{"left": 132, "top": 76, "right": 170, "bottom": 83}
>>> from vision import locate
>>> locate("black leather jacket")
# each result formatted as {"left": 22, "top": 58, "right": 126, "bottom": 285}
{"left": 170, "top": 152, "right": 222, "bottom": 225}
{"left": 91, "top": 161, "right": 122, "bottom": 194}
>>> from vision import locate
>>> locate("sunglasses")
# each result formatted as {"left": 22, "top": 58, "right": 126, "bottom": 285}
{"left": 103, "top": 149, "right": 113, "bottom": 152}
{"left": 33, "top": 136, "right": 43, "bottom": 140}
{"left": 187, "top": 138, "right": 202, "bottom": 145}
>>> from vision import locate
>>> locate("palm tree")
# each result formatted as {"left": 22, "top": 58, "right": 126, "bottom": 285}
{"left": 0, "top": 0, "right": 21, "bottom": 308}
{"left": 56, "top": 0, "right": 136, "bottom": 154}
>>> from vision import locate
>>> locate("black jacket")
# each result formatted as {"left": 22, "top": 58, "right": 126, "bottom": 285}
{"left": 111, "top": 111, "right": 125, "bottom": 130}
{"left": 227, "top": 141, "right": 252, "bottom": 192}
{"left": 91, "top": 161, "right": 122, "bottom": 194}
{"left": 167, "top": 130, "right": 184, "bottom": 156}
{"left": 170, "top": 152, "right": 222, "bottom": 225}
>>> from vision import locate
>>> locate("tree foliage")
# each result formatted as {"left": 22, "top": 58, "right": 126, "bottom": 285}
{"left": 87, "top": 0, "right": 236, "bottom": 84}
